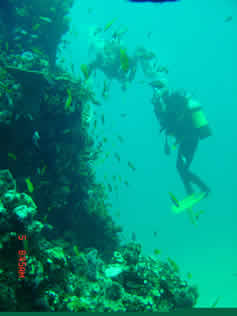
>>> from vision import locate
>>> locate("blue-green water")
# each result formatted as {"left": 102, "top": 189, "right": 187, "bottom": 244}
{"left": 58, "top": 0, "right": 237, "bottom": 307}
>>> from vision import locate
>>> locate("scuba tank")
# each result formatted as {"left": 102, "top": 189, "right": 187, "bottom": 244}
{"left": 187, "top": 99, "right": 212, "bottom": 140}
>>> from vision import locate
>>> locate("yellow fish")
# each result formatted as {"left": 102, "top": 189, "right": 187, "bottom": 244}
{"left": 8, "top": 153, "right": 16, "bottom": 160}
{"left": 104, "top": 18, "right": 117, "bottom": 32}
{"left": 114, "top": 152, "right": 121, "bottom": 162}
{"left": 42, "top": 215, "right": 48, "bottom": 222}
{"left": 210, "top": 296, "right": 221, "bottom": 308}
{"left": 128, "top": 161, "right": 136, "bottom": 171}
{"left": 32, "top": 24, "right": 40, "bottom": 31}
{"left": 154, "top": 249, "right": 161, "bottom": 256}
{"left": 63, "top": 129, "right": 71, "bottom": 135}
{"left": 64, "top": 89, "right": 72, "bottom": 111}
{"left": 25, "top": 178, "right": 34, "bottom": 193}
{"left": 120, "top": 48, "right": 129, "bottom": 73}
{"left": 167, "top": 257, "right": 179, "bottom": 272}
{"left": 80, "top": 64, "right": 89, "bottom": 80}
{"left": 40, "top": 165, "right": 47, "bottom": 176}
{"left": 73, "top": 245, "right": 80, "bottom": 256}
{"left": 32, "top": 47, "right": 43, "bottom": 55}
{"left": 39, "top": 16, "right": 52, "bottom": 23}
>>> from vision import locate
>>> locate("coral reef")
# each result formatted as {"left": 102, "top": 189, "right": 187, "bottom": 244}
{"left": 0, "top": 171, "right": 198, "bottom": 311}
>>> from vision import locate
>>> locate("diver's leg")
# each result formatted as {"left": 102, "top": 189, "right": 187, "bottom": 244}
{"left": 176, "top": 146, "right": 194, "bottom": 195}
{"left": 188, "top": 170, "right": 210, "bottom": 196}
{"left": 178, "top": 138, "right": 210, "bottom": 196}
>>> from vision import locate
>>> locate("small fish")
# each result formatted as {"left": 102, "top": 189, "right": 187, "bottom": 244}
{"left": 149, "top": 79, "right": 166, "bottom": 89}
{"left": 157, "top": 65, "right": 168, "bottom": 74}
{"left": 39, "top": 16, "right": 52, "bottom": 23}
{"left": 32, "top": 24, "right": 40, "bottom": 31}
{"left": 104, "top": 18, "right": 117, "bottom": 32}
{"left": 167, "top": 257, "right": 179, "bottom": 272}
{"left": 210, "top": 296, "right": 221, "bottom": 308}
{"left": 40, "top": 165, "right": 47, "bottom": 176}
{"left": 101, "top": 114, "right": 105, "bottom": 125}
{"left": 25, "top": 178, "right": 34, "bottom": 193}
{"left": 131, "top": 232, "right": 136, "bottom": 241}
{"left": 32, "top": 131, "right": 40, "bottom": 148}
{"left": 128, "top": 161, "right": 136, "bottom": 171}
{"left": 153, "top": 231, "right": 158, "bottom": 237}
{"left": 73, "top": 245, "right": 80, "bottom": 256}
{"left": 124, "top": 180, "right": 129, "bottom": 187}
{"left": 42, "top": 215, "right": 48, "bottom": 222}
{"left": 32, "top": 47, "right": 43, "bottom": 55}
{"left": 8, "top": 153, "right": 16, "bottom": 160}
{"left": 168, "top": 192, "right": 180, "bottom": 208}
{"left": 64, "top": 89, "right": 72, "bottom": 111}
{"left": 224, "top": 16, "right": 232, "bottom": 23}
{"left": 80, "top": 64, "right": 89, "bottom": 80}
{"left": 102, "top": 80, "right": 110, "bottom": 98}
{"left": 108, "top": 183, "right": 113, "bottom": 192}
{"left": 117, "top": 135, "right": 124, "bottom": 143}
{"left": 154, "top": 249, "right": 161, "bottom": 256}
{"left": 93, "top": 119, "right": 97, "bottom": 129}
{"left": 120, "top": 48, "right": 130, "bottom": 73}
{"left": 114, "top": 152, "right": 121, "bottom": 162}
{"left": 63, "top": 129, "right": 71, "bottom": 134}
{"left": 120, "top": 113, "right": 127, "bottom": 118}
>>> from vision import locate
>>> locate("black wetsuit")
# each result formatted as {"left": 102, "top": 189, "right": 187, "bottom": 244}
{"left": 155, "top": 103, "right": 210, "bottom": 196}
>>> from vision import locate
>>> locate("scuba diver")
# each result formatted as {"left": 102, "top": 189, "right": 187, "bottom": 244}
{"left": 88, "top": 26, "right": 137, "bottom": 90}
{"left": 153, "top": 88, "right": 212, "bottom": 198}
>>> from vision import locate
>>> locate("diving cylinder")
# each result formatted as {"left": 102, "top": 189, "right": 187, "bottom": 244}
{"left": 188, "top": 99, "right": 212, "bottom": 139}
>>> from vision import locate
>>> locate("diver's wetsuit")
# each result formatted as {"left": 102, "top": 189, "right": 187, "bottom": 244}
{"left": 155, "top": 98, "right": 210, "bottom": 196}
{"left": 176, "top": 132, "right": 210, "bottom": 196}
